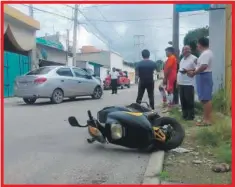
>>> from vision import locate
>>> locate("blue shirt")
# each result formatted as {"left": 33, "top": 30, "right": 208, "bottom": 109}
{"left": 136, "top": 60, "right": 157, "bottom": 83}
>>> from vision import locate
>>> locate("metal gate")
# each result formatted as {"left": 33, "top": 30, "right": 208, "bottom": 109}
{"left": 4, "top": 51, "right": 31, "bottom": 97}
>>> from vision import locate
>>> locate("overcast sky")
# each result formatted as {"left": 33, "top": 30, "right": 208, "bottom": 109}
{"left": 9, "top": 4, "right": 209, "bottom": 62}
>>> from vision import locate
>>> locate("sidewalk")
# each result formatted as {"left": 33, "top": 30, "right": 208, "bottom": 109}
{"left": 3, "top": 97, "right": 24, "bottom": 105}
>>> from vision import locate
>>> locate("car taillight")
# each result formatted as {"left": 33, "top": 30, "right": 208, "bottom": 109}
{"left": 34, "top": 77, "right": 47, "bottom": 84}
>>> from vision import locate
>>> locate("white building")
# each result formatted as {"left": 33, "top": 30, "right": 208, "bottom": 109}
{"left": 75, "top": 50, "right": 124, "bottom": 82}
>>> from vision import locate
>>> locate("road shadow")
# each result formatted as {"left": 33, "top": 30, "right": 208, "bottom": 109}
{"left": 91, "top": 144, "right": 151, "bottom": 155}
{"left": 11, "top": 97, "right": 95, "bottom": 107}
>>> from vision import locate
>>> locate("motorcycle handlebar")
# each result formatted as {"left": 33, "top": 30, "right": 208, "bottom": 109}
{"left": 87, "top": 110, "right": 93, "bottom": 120}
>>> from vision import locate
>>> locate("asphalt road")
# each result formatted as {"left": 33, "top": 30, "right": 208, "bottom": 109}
{"left": 4, "top": 85, "right": 161, "bottom": 184}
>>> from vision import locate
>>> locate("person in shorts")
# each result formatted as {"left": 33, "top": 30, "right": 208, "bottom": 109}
{"left": 187, "top": 37, "right": 213, "bottom": 126}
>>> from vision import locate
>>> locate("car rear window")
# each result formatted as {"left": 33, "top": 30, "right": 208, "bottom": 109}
{"left": 27, "top": 67, "right": 55, "bottom": 75}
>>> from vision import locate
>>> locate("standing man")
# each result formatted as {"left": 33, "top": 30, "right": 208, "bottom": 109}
{"left": 187, "top": 37, "right": 213, "bottom": 126}
{"left": 177, "top": 45, "right": 197, "bottom": 120}
{"left": 164, "top": 47, "right": 178, "bottom": 106}
{"left": 135, "top": 49, "right": 157, "bottom": 110}
{"left": 110, "top": 67, "right": 119, "bottom": 94}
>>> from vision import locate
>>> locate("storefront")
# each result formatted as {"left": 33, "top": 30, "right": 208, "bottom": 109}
{"left": 4, "top": 5, "right": 40, "bottom": 97}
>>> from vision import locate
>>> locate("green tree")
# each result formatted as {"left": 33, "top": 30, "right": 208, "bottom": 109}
{"left": 183, "top": 27, "right": 209, "bottom": 57}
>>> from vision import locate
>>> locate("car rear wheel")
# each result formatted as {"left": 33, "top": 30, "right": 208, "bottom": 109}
{"left": 51, "top": 88, "right": 64, "bottom": 104}
{"left": 92, "top": 86, "right": 103, "bottom": 99}
{"left": 23, "top": 98, "right": 37, "bottom": 105}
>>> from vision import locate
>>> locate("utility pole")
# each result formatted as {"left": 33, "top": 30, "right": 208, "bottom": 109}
{"left": 28, "top": 4, "right": 37, "bottom": 70}
{"left": 133, "top": 35, "right": 145, "bottom": 84}
{"left": 72, "top": 4, "right": 79, "bottom": 66}
{"left": 29, "top": 4, "right": 34, "bottom": 18}
{"left": 172, "top": 4, "right": 179, "bottom": 105}
{"left": 172, "top": 4, "right": 179, "bottom": 57}
{"left": 66, "top": 29, "right": 70, "bottom": 65}
{"left": 133, "top": 35, "right": 145, "bottom": 61}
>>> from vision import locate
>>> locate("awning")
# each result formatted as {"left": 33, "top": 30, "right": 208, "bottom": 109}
{"left": 4, "top": 5, "right": 40, "bottom": 51}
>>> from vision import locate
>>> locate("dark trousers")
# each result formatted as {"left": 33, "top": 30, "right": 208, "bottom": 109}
{"left": 173, "top": 80, "right": 179, "bottom": 104}
{"left": 111, "top": 79, "right": 118, "bottom": 94}
{"left": 136, "top": 81, "right": 155, "bottom": 110}
{"left": 179, "top": 85, "right": 195, "bottom": 119}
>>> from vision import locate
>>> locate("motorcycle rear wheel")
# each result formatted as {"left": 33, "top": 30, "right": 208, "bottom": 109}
{"left": 151, "top": 117, "right": 185, "bottom": 151}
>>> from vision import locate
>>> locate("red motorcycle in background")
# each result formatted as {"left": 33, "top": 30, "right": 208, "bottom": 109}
{"left": 103, "top": 70, "right": 131, "bottom": 90}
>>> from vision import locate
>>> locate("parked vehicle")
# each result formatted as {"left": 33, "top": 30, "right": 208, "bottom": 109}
{"left": 68, "top": 102, "right": 185, "bottom": 151}
{"left": 103, "top": 70, "right": 130, "bottom": 90}
{"left": 82, "top": 68, "right": 102, "bottom": 83}
{"left": 14, "top": 66, "right": 103, "bottom": 104}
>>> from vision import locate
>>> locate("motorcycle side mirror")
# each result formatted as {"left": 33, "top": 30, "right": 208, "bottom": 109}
{"left": 68, "top": 116, "right": 80, "bottom": 127}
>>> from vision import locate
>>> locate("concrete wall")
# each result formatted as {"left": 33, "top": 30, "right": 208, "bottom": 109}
{"left": 75, "top": 61, "right": 87, "bottom": 68}
{"left": 76, "top": 51, "right": 110, "bottom": 67}
{"left": 36, "top": 44, "right": 67, "bottom": 65}
{"left": 68, "top": 57, "right": 73, "bottom": 66}
{"left": 110, "top": 52, "right": 123, "bottom": 70}
{"left": 209, "top": 6, "right": 226, "bottom": 92}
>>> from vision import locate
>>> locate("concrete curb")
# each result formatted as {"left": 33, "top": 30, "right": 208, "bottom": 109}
{"left": 142, "top": 151, "right": 165, "bottom": 184}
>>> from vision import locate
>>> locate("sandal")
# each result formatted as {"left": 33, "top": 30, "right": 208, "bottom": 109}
{"left": 212, "top": 163, "right": 231, "bottom": 173}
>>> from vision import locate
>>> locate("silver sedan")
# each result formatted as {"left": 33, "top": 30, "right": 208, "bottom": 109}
{"left": 14, "top": 66, "right": 103, "bottom": 104}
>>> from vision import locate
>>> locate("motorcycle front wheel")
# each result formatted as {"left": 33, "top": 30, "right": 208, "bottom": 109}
{"left": 151, "top": 117, "right": 185, "bottom": 151}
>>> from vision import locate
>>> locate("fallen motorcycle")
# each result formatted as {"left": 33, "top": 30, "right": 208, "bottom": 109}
{"left": 68, "top": 103, "right": 185, "bottom": 152}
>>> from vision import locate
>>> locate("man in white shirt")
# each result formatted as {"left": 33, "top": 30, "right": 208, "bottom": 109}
{"left": 177, "top": 45, "right": 197, "bottom": 120}
{"left": 187, "top": 37, "right": 213, "bottom": 126}
{"left": 110, "top": 67, "right": 119, "bottom": 94}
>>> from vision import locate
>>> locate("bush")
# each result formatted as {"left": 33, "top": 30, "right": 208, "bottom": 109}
{"left": 212, "top": 89, "right": 227, "bottom": 115}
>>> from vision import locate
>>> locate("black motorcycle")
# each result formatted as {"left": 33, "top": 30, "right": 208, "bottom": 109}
{"left": 68, "top": 103, "right": 185, "bottom": 152}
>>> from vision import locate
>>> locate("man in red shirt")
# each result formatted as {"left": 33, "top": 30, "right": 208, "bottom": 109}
{"left": 163, "top": 47, "right": 177, "bottom": 106}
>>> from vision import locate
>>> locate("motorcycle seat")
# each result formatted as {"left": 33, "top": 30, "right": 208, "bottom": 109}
{"left": 144, "top": 111, "right": 160, "bottom": 120}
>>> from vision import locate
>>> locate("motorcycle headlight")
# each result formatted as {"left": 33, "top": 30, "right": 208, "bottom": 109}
{"left": 111, "top": 123, "right": 123, "bottom": 140}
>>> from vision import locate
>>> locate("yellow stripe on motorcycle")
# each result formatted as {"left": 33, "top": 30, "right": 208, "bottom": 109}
{"left": 153, "top": 127, "right": 166, "bottom": 142}
{"left": 125, "top": 112, "right": 143, "bottom": 116}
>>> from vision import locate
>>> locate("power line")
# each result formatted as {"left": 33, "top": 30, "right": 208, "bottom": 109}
{"left": 22, "top": 4, "right": 73, "bottom": 21}
{"left": 66, "top": 4, "right": 110, "bottom": 10}
{"left": 95, "top": 6, "right": 123, "bottom": 39}
{"left": 76, "top": 7, "right": 111, "bottom": 45}
{"left": 20, "top": 4, "right": 109, "bottom": 47}
{"left": 65, "top": 5, "right": 110, "bottom": 44}
{"left": 81, "top": 12, "right": 208, "bottom": 23}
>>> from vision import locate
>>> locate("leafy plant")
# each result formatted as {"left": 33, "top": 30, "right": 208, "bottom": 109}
{"left": 183, "top": 27, "right": 209, "bottom": 57}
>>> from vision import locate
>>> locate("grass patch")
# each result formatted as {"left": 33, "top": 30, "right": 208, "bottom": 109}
{"left": 196, "top": 116, "right": 231, "bottom": 163}
{"left": 212, "top": 88, "right": 229, "bottom": 115}
{"left": 159, "top": 171, "right": 169, "bottom": 181}
{"left": 215, "top": 143, "right": 232, "bottom": 164}
{"left": 168, "top": 100, "right": 231, "bottom": 164}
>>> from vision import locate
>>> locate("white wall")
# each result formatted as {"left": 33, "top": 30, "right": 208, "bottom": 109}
{"left": 209, "top": 8, "right": 226, "bottom": 92}
{"left": 68, "top": 57, "right": 73, "bottom": 66}
{"left": 87, "top": 63, "right": 94, "bottom": 71}
{"left": 110, "top": 52, "right": 123, "bottom": 70}
{"left": 36, "top": 44, "right": 67, "bottom": 64}
{"left": 100, "top": 67, "right": 108, "bottom": 82}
